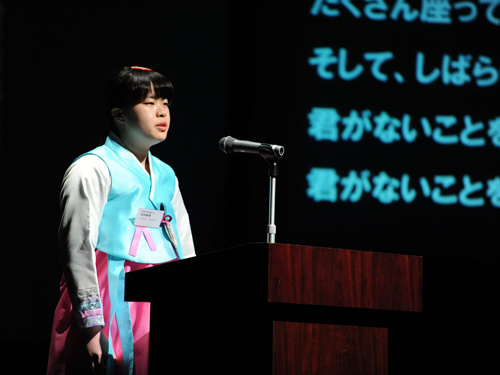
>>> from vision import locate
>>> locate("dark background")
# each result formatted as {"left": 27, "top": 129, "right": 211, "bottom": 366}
{"left": 1, "top": 1, "right": 499, "bottom": 373}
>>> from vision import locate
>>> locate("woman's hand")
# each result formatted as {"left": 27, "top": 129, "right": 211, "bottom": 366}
{"left": 82, "top": 326, "right": 107, "bottom": 374}
{"left": 87, "top": 331, "right": 102, "bottom": 368}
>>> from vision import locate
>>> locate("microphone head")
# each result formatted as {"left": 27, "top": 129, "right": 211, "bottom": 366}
{"left": 218, "top": 137, "right": 227, "bottom": 153}
{"left": 218, "top": 136, "right": 235, "bottom": 153}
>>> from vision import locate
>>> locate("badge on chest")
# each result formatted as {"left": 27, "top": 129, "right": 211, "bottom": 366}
{"left": 130, "top": 207, "right": 179, "bottom": 257}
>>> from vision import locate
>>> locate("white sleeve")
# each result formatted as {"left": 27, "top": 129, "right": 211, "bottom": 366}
{"left": 172, "top": 177, "right": 196, "bottom": 258}
{"left": 58, "top": 154, "right": 110, "bottom": 328}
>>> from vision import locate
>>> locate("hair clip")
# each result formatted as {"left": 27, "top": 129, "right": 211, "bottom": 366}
{"left": 130, "top": 66, "right": 152, "bottom": 71}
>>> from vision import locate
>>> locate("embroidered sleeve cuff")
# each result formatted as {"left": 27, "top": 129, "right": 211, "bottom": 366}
{"left": 74, "top": 290, "right": 105, "bottom": 330}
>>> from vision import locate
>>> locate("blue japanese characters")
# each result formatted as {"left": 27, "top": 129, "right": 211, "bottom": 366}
{"left": 307, "top": 168, "right": 500, "bottom": 207}
{"left": 308, "top": 48, "right": 500, "bottom": 87}
{"left": 310, "top": 0, "right": 500, "bottom": 25}
{"left": 303, "top": 0, "right": 499, "bottom": 211}
{"left": 308, "top": 107, "right": 500, "bottom": 146}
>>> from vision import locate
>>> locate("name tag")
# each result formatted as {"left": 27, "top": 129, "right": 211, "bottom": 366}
{"left": 134, "top": 208, "right": 164, "bottom": 228}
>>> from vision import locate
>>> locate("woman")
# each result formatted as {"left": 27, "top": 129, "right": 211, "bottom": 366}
{"left": 47, "top": 66, "right": 195, "bottom": 375}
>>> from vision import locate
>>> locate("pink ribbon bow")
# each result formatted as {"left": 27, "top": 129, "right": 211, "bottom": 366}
{"left": 129, "top": 226, "right": 156, "bottom": 257}
{"left": 129, "top": 215, "right": 173, "bottom": 257}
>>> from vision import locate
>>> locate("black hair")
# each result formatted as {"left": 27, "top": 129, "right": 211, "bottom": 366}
{"left": 103, "top": 66, "right": 174, "bottom": 134}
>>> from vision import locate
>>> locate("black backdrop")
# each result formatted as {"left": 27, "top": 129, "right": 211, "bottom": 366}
{"left": 2, "top": 1, "right": 499, "bottom": 373}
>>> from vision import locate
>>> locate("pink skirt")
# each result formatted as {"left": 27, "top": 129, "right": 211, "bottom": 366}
{"left": 47, "top": 250, "right": 156, "bottom": 375}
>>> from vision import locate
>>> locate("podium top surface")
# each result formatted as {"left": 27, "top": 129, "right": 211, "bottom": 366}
{"left": 125, "top": 243, "right": 422, "bottom": 312}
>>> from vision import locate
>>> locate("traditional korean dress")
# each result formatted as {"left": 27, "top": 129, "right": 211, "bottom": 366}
{"left": 47, "top": 133, "right": 195, "bottom": 375}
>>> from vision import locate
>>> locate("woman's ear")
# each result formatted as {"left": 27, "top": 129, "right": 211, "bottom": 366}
{"left": 111, "top": 108, "right": 125, "bottom": 124}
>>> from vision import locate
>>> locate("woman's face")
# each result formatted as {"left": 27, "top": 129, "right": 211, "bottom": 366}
{"left": 121, "top": 89, "right": 170, "bottom": 148}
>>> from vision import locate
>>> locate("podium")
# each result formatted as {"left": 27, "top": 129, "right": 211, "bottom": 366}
{"left": 125, "top": 243, "right": 423, "bottom": 374}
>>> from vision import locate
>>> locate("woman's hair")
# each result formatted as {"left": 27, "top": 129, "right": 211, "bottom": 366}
{"left": 104, "top": 66, "right": 174, "bottom": 134}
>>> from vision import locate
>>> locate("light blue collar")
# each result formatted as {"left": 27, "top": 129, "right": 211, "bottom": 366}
{"left": 105, "top": 132, "right": 157, "bottom": 200}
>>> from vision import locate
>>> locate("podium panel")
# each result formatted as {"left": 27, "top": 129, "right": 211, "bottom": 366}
{"left": 274, "top": 322, "right": 388, "bottom": 375}
{"left": 268, "top": 244, "right": 422, "bottom": 311}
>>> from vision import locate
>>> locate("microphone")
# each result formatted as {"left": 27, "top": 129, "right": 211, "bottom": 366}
{"left": 219, "top": 136, "right": 285, "bottom": 159}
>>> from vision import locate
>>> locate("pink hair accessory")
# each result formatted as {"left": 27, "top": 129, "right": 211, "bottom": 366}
{"left": 130, "top": 66, "right": 152, "bottom": 71}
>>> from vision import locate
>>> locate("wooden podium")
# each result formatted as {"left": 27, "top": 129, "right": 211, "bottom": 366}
{"left": 125, "top": 243, "right": 423, "bottom": 374}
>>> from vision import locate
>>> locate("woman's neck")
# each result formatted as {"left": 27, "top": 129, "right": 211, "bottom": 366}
{"left": 113, "top": 132, "right": 150, "bottom": 172}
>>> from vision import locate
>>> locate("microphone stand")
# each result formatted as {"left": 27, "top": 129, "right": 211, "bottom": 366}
{"left": 257, "top": 143, "right": 284, "bottom": 243}
{"left": 266, "top": 160, "right": 279, "bottom": 243}
{"left": 219, "top": 136, "right": 284, "bottom": 243}
{"left": 259, "top": 143, "right": 285, "bottom": 243}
